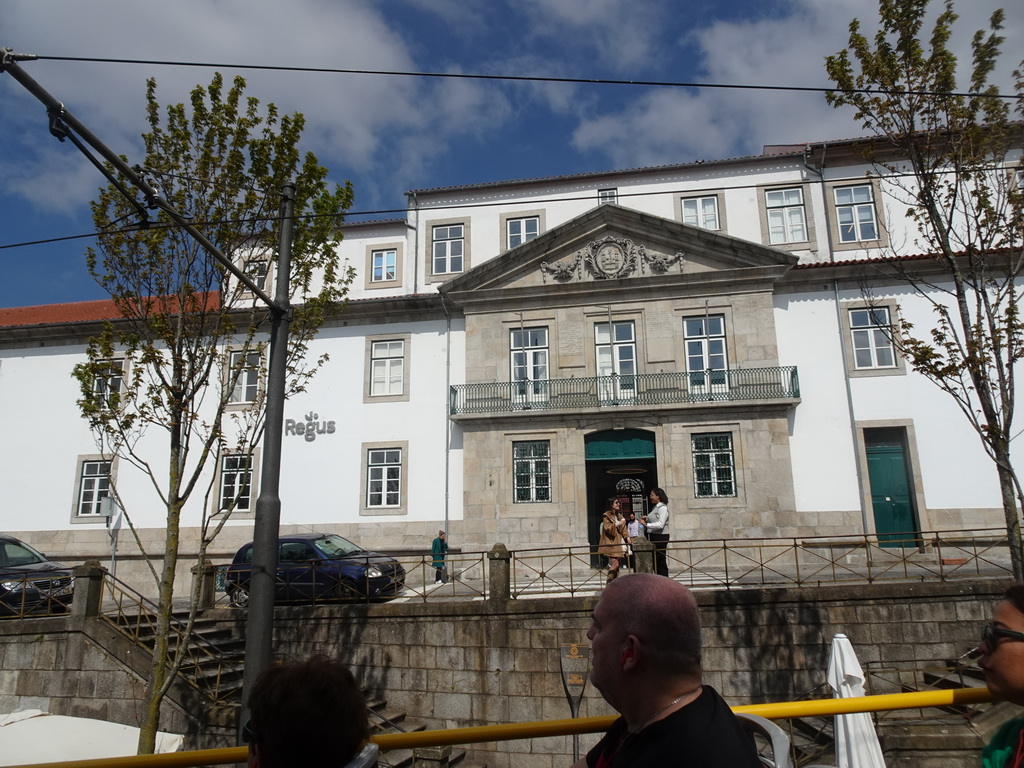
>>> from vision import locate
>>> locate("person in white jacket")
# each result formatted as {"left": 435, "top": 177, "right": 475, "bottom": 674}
{"left": 643, "top": 488, "right": 670, "bottom": 577}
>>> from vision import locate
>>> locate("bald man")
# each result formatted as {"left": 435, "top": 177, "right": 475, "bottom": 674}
{"left": 572, "top": 574, "right": 760, "bottom": 767}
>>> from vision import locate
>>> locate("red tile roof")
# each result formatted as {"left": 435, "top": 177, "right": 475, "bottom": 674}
{"left": 0, "top": 293, "right": 221, "bottom": 328}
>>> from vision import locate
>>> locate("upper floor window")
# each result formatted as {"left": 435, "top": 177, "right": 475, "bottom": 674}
{"left": 692, "top": 433, "right": 737, "bottom": 498}
{"left": 834, "top": 185, "right": 879, "bottom": 243}
{"left": 370, "top": 340, "right": 405, "bottom": 396}
{"left": 371, "top": 249, "right": 397, "bottom": 282}
{"left": 765, "top": 187, "right": 808, "bottom": 244}
{"left": 596, "top": 320, "right": 636, "bottom": 403}
{"left": 432, "top": 224, "right": 465, "bottom": 275}
{"left": 92, "top": 359, "right": 124, "bottom": 408}
{"left": 243, "top": 257, "right": 270, "bottom": 292}
{"left": 850, "top": 308, "right": 896, "bottom": 369}
{"left": 507, "top": 216, "right": 540, "bottom": 249}
{"left": 513, "top": 440, "right": 551, "bottom": 503}
{"left": 77, "top": 459, "right": 111, "bottom": 517}
{"left": 219, "top": 454, "right": 253, "bottom": 513}
{"left": 228, "top": 349, "right": 262, "bottom": 405}
{"left": 598, "top": 188, "right": 618, "bottom": 205}
{"left": 681, "top": 196, "right": 720, "bottom": 230}
{"left": 511, "top": 327, "right": 549, "bottom": 407}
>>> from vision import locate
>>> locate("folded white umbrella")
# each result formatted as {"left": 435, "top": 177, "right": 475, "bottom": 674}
{"left": 827, "top": 634, "right": 886, "bottom": 768}
{"left": 0, "top": 710, "right": 183, "bottom": 765}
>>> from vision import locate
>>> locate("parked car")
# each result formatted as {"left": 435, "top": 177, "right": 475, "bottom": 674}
{"left": 0, "top": 534, "right": 75, "bottom": 617}
{"left": 223, "top": 532, "right": 406, "bottom": 608}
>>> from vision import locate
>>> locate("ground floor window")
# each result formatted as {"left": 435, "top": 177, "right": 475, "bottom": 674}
{"left": 367, "top": 448, "right": 402, "bottom": 507}
{"left": 220, "top": 454, "right": 254, "bottom": 513}
{"left": 692, "top": 433, "right": 736, "bottom": 498}
{"left": 77, "top": 459, "right": 111, "bottom": 517}
{"left": 513, "top": 440, "right": 551, "bottom": 503}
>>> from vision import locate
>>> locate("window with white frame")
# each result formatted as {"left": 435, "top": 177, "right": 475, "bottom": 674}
{"left": 219, "top": 454, "right": 253, "bottom": 513}
{"left": 243, "top": 257, "right": 270, "bottom": 292}
{"left": 370, "top": 340, "right": 405, "bottom": 396}
{"left": 432, "top": 224, "right": 465, "bottom": 275}
{"left": 850, "top": 308, "right": 896, "bottom": 369}
{"left": 91, "top": 359, "right": 124, "bottom": 407}
{"left": 765, "top": 187, "right": 808, "bottom": 244}
{"left": 683, "top": 315, "right": 727, "bottom": 390}
{"left": 692, "top": 433, "right": 736, "bottom": 498}
{"left": 77, "top": 459, "right": 111, "bottom": 517}
{"left": 834, "top": 184, "right": 879, "bottom": 242}
{"left": 371, "top": 249, "right": 397, "bottom": 283}
{"left": 228, "top": 349, "right": 262, "bottom": 405}
{"left": 598, "top": 188, "right": 618, "bottom": 205}
{"left": 681, "top": 195, "right": 720, "bottom": 230}
{"left": 510, "top": 327, "right": 549, "bottom": 405}
{"left": 595, "top": 320, "right": 637, "bottom": 403}
{"left": 506, "top": 216, "right": 539, "bottom": 249}
{"left": 366, "top": 448, "right": 402, "bottom": 508}
{"left": 513, "top": 440, "right": 551, "bottom": 503}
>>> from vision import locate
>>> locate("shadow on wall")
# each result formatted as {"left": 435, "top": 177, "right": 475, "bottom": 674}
{"left": 707, "top": 590, "right": 829, "bottom": 703}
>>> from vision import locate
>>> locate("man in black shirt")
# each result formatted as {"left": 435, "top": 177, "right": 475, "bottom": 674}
{"left": 572, "top": 574, "right": 761, "bottom": 767}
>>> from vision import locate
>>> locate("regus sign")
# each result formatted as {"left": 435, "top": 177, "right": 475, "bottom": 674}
{"left": 285, "top": 411, "right": 336, "bottom": 442}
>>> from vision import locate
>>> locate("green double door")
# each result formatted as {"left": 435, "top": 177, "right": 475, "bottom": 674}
{"left": 865, "top": 428, "right": 920, "bottom": 546}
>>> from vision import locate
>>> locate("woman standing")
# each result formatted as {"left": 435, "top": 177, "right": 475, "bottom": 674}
{"left": 979, "top": 585, "right": 1024, "bottom": 766}
{"left": 644, "top": 487, "right": 670, "bottom": 577}
{"left": 598, "top": 498, "right": 627, "bottom": 584}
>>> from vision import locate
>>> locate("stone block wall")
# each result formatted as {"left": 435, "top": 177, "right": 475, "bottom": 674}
{"left": 0, "top": 578, "right": 1008, "bottom": 766}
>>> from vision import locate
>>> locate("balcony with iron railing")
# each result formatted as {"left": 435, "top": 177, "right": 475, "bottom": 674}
{"left": 449, "top": 366, "right": 800, "bottom": 417}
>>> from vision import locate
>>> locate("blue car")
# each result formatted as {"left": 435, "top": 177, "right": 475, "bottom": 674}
{"left": 224, "top": 533, "right": 405, "bottom": 607}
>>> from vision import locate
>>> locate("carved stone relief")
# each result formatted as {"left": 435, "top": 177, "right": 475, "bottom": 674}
{"left": 540, "top": 235, "right": 684, "bottom": 283}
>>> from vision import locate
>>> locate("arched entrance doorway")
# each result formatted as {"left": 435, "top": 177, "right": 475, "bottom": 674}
{"left": 584, "top": 429, "right": 658, "bottom": 567}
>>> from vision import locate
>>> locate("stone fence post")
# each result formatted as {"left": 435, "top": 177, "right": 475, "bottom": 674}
{"left": 488, "top": 543, "right": 511, "bottom": 604}
{"left": 632, "top": 537, "right": 655, "bottom": 574}
{"left": 71, "top": 561, "right": 106, "bottom": 618}
{"left": 191, "top": 563, "right": 217, "bottom": 610}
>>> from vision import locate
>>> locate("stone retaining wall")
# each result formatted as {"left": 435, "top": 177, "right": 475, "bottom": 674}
{"left": 0, "top": 577, "right": 1009, "bottom": 767}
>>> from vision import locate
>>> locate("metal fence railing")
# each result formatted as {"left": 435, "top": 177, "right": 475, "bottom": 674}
{"left": 449, "top": 366, "right": 800, "bottom": 414}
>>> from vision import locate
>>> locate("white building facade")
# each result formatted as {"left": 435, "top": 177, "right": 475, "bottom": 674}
{"left": 0, "top": 136, "right": 1018, "bottom": 593}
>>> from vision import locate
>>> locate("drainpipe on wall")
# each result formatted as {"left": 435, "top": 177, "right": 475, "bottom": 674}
{"left": 440, "top": 290, "right": 452, "bottom": 538}
{"left": 409, "top": 191, "right": 421, "bottom": 295}
{"left": 803, "top": 146, "right": 872, "bottom": 535}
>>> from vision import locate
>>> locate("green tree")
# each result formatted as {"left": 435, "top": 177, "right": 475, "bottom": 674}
{"left": 72, "top": 73, "right": 354, "bottom": 751}
{"left": 825, "top": 0, "right": 1024, "bottom": 578}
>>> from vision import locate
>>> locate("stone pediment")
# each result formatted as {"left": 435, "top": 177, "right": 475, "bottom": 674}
{"left": 438, "top": 204, "right": 798, "bottom": 302}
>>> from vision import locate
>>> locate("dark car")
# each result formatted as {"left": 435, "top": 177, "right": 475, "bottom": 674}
{"left": 0, "top": 534, "right": 75, "bottom": 617}
{"left": 224, "top": 532, "right": 406, "bottom": 607}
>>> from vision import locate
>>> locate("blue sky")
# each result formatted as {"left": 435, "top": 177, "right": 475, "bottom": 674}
{"left": 2, "top": 0, "right": 1021, "bottom": 308}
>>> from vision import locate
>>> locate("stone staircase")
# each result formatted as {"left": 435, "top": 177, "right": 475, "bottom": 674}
{"left": 98, "top": 607, "right": 487, "bottom": 765}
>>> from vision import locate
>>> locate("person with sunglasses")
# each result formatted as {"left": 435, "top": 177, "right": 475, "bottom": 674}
{"left": 980, "top": 585, "right": 1024, "bottom": 768}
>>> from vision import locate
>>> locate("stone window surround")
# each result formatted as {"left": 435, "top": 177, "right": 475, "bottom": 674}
{"left": 756, "top": 181, "right": 816, "bottom": 252}
{"left": 583, "top": 306, "right": 644, "bottom": 376}
{"left": 670, "top": 304, "right": 736, "bottom": 374}
{"left": 363, "top": 332, "right": 412, "bottom": 403}
{"left": 505, "top": 429, "right": 557, "bottom": 505}
{"left": 211, "top": 448, "right": 261, "bottom": 519}
{"left": 823, "top": 177, "right": 891, "bottom": 252}
{"left": 840, "top": 300, "right": 907, "bottom": 378}
{"left": 425, "top": 218, "right": 471, "bottom": 285}
{"left": 853, "top": 419, "right": 928, "bottom": 535}
{"left": 675, "top": 422, "right": 748, "bottom": 509}
{"left": 363, "top": 241, "right": 405, "bottom": 290}
{"left": 70, "top": 454, "right": 117, "bottom": 524}
{"left": 677, "top": 189, "right": 729, "bottom": 233}
{"left": 499, "top": 209, "right": 547, "bottom": 252}
{"left": 360, "top": 440, "right": 409, "bottom": 516}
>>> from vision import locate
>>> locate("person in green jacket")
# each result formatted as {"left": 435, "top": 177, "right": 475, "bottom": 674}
{"left": 431, "top": 530, "right": 448, "bottom": 583}
{"left": 980, "top": 585, "right": 1024, "bottom": 767}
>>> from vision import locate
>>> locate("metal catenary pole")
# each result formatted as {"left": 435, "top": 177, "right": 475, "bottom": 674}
{"left": 2, "top": 48, "right": 289, "bottom": 744}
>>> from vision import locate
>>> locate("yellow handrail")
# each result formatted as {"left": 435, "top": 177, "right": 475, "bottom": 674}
{"left": 5, "top": 687, "right": 994, "bottom": 768}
